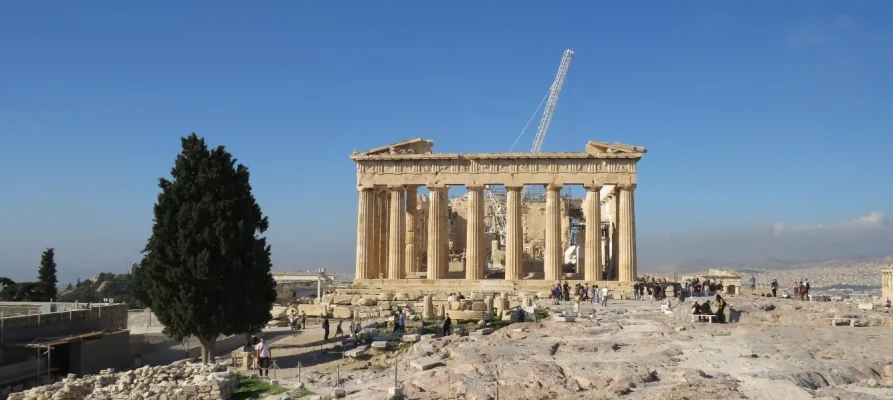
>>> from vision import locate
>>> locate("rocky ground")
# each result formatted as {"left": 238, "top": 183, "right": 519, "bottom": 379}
{"left": 267, "top": 294, "right": 893, "bottom": 400}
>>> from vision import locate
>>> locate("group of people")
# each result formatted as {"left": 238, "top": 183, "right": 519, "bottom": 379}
{"left": 684, "top": 278, "right": 724, "bottom": 297}
{"left": 690, "top": 294, "right": 728, "bottom": 323}
{"left": 632, "top": 281, "right": 667, "bottom": 302}
{"left": 551, "top": 281, "right": 610, "bottom": 306}
{"left": 288, "top": 310, "right": 307, "bottom": 331}
{"left": 391, "top": 308, "right": 408, "bottom": 333}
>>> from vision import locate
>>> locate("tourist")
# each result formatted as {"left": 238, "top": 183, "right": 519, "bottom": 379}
{"left": 638, "top": 283, "right": 645, "bottom": 300}
{"left": 322, "top": 315, "right": 330, "bottom": 341}
{"left": 884, "top": 297, "right": 891, "bottom": 312}
{"left": 698, "top": 301, "right": 712, "bottom": 322}
{"left": 442, "top": 313, "right": 452, "bottom": 336}
{"left": 714, "top": 294, "right": 727, "bottom": 323}
{"left": 793, "top": 282, "right": 800, "bottom": 299}
{"left": 255, "top": 336, "right": 271, "bottom": 377}
{"left": 399, "top": 309, "right": 407, "bottom": 332}
{"left": 563, "top": 281, "right": 570, "bottom": 301}
{"left": 600, "top": 286, "right": 609, "bottom": 307}
{"left": 457, "top": 292, "right": 465, "bottom": 300}
{"left": 354, "top": 320, "right": 362, "bottom": 336}
{"left": 335, "top": 319, "right": 344, "bottom": 338}
{"left": 690, "top": 301, "right": 700, "bottom": 318}
{"left": 660, "top": 298, "right": 672, "bottom": 313}
{"left": 593, "top": 285, "right": 600, "bottom": 305}
{"left": 804, "top": 279, "right": 811, "bottom": 299}
{"left": 301, "top": 311, "right": 307, "bottom": 330}
{"left": 770, "top": 279, "right": 778, "bottom": 297}
{"left": 633, "top": 282, "right": 640, "bottom": 300}
{"left": 749, "top": 275, "right": 756, "bottom": 292}
{"left": 798, "top": 282, "right": 806, "bottom": 301}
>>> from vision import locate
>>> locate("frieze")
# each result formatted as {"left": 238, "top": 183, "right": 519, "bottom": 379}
{"left": 355, "top": 157, "right": 639, "bottom": 175}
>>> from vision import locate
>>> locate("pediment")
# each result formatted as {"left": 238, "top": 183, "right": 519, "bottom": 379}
{"left": 353, "top": 138, "right": 434, "bottom": 156}
{"left": 585, "top": 141, "right": 647, "bottom": 155}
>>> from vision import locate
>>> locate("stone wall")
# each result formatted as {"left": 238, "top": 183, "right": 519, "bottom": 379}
{"left": 1, "top": 304, "right": 129, "bottom": 345}
{"left": 4, "top": 362, "right": 236, "bottom": 400}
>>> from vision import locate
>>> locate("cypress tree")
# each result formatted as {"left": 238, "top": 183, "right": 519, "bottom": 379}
{"left": 135, "top": 133, "right": 277, "bottom": 363}
{"left": 37, "top": 247, "right": 58, "bottom": 301}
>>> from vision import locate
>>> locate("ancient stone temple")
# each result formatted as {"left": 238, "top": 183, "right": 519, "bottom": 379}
{"left": 351, "top": 138, "right": 646, "bottom": 288}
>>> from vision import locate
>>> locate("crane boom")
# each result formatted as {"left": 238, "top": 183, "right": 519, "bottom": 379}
{"left": 486, "top": 49, "right": 574, "bottom": 242}
{"left": 522, "top": 48, "right": 573, "bottom": 197}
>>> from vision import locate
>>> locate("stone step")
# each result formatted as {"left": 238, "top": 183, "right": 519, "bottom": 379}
{"left": 410, "top": 357, "right": 444, "bottom": 371}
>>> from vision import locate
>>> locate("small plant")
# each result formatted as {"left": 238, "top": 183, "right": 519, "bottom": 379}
{"left": 232, "top": 374, "right": 288, "bottom": 400}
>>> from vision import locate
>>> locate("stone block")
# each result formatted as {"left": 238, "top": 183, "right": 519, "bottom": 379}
{"left": 332, "top": 295, "right": 354, "bottom": 305}
{"left": 378, "top": 293, "right": 394, "bottom": 301}
{"left": 402, "top": 334, "right": 421, "bottom": 342}
{"left": 332, "top": 306, "right": 353, "bottom": 319}
{"left": 388, "top": 387, "right": 404, "bottom": 396}
{"left": 471, "top": 302, "right": 488, "bottom": 311}
{"left": 333, "top": 386, "right": 346, "bottom": 397}
{"left": 353, "top": 296, "right": 377, "bottom": 306}
{"left": 371, "top": 341, "right": 391, "bottom": 349}
{"left": 450, "top": 301, "right": 463, "bottom": 311}
{"left": 421, "top": 333, "right": 436, "bottom": 341}
{"left": 858, "top": 303, "right": 874, "bottom": 310}
{"left": 410, "top": 357, "right": 443, "bottom": 371}
{"left": 298, "top": 304, "right": 329, "bottom": 317}
{"left": 344, "top": 346, "right": 368, "bottom": 358}
{"left": 469, "top": 328, "right": 493, "bottom": 336}
{"left": 341, "top": 338, "right": 357, "bottom": 347}
{"left": 554, "top": 315, "right": 575, "bottom": 322}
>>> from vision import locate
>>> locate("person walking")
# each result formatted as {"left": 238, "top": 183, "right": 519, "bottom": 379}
{"left": 301, "top": 311, "right": 307, "bottom": 330}
{"left": 770, "top": 279, "right": 778, "bottom": 297}
{"left": 322, "top": 315, "right": 330, "bottom": 341}
{"left": 593, "top": 285, "right": 600, "bottom": 305}
{"left": 441, "top": 313, "right": 452, "bottom": 336}
{"left": 335, "top": 319, "right": 344, "bottom": 338}
{"left": 601, "top": 286, "right": 609, "bottom": 307}
{"left": 255, "top": 337, "right": 272, "bottom": 377}
{"left": 399, "top": 309, "right": 407, "bottom": 333}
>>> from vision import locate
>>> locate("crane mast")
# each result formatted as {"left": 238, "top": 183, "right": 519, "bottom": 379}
{"left": 486, "top": 49, "right": 574, "bottom": 242}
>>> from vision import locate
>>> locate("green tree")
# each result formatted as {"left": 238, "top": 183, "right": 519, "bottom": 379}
{"left": 37, "top": 247, "right": 58, "bottom": 301}
{"left": 135, "top": 133, "right": 277, "bottom": 363}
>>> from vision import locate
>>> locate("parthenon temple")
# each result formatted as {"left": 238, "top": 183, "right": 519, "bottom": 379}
{"left": 351, "top": 138, "right": 646, "bottom": 289}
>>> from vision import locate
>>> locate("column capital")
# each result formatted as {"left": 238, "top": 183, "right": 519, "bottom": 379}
{"left": 387, "top": 184, "right": 405, "bottom": 191}
{"left": 426, "top": 184, "right": 447, "bottom": 190}
{"left": 357, "top": 184, "right": 375, "bottom": 191}
{"left": 616, "top": 183, "right": 637, "bottom": 191}
{"left": 465, "top": 185, "right": 485, "bottom": 191}
{"left": 545, "top": 183, "right": 563, "bottom": 191}
{"left": 504, "top": 185, "right": 523, "bottom": 191}
{"left": 584, "top": 184, "right": 603, "bottom": 192}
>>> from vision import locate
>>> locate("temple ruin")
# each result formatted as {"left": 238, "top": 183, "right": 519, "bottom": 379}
{"left": 350, "top": 138, "right": 646, "bottom": 291}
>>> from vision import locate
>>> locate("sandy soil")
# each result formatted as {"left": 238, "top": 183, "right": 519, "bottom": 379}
{"left": 261, "top": 295, "right": 893, "bottom": 399}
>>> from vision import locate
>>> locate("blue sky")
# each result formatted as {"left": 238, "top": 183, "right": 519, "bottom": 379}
{"left": 2, "top": 1, "right": 892, "bottom": 282}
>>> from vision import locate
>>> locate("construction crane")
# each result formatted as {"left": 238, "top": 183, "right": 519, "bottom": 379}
{"left": 485, "top": 48, "right": 574, "bottom": 243}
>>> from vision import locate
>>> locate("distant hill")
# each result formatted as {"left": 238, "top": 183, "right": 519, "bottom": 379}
{"left": 58, "top": 272, "right": 141, "bottom": 308}
{"left": 648, "top": 255, "right": 891, "bottom": 274}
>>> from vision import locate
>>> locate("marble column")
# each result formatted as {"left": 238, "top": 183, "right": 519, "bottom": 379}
{"left": 355, "top": 187, "right": 374, "bottom": 280}
{"left": 376, "top": 190, "right": 391, "bottom": 279}
{"left": 369, "top": 189, "right": 380, "bottom": 279}
{"left": 544, "top": 184, "right": 563, "bottom": 281}
{"left": 584, "top": 185, "right": 602, "bottom": 282}
{"left": 426, "top": 186, "right": 447, "bottom": 280}
{"left": 404, "top": 185, "right": 419, "bottom": 275}
{"left": 440, "top": 188, "right": 450, "bottom": 276}
{"left": 387, "top": 186, "right": 405, "bottom": 280}
{"left": 617, "top": 183, "right": 638, "bottom": 282}
{"left": 505, "top": 186, "right": 523, "bottom": 280}
{"left": 465, "top": 186, "right": 485, "bottom": 280}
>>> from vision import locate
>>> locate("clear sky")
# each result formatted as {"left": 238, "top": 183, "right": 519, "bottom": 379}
{"left": 2, "top": 1, "right": 892, "bottom": 283}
